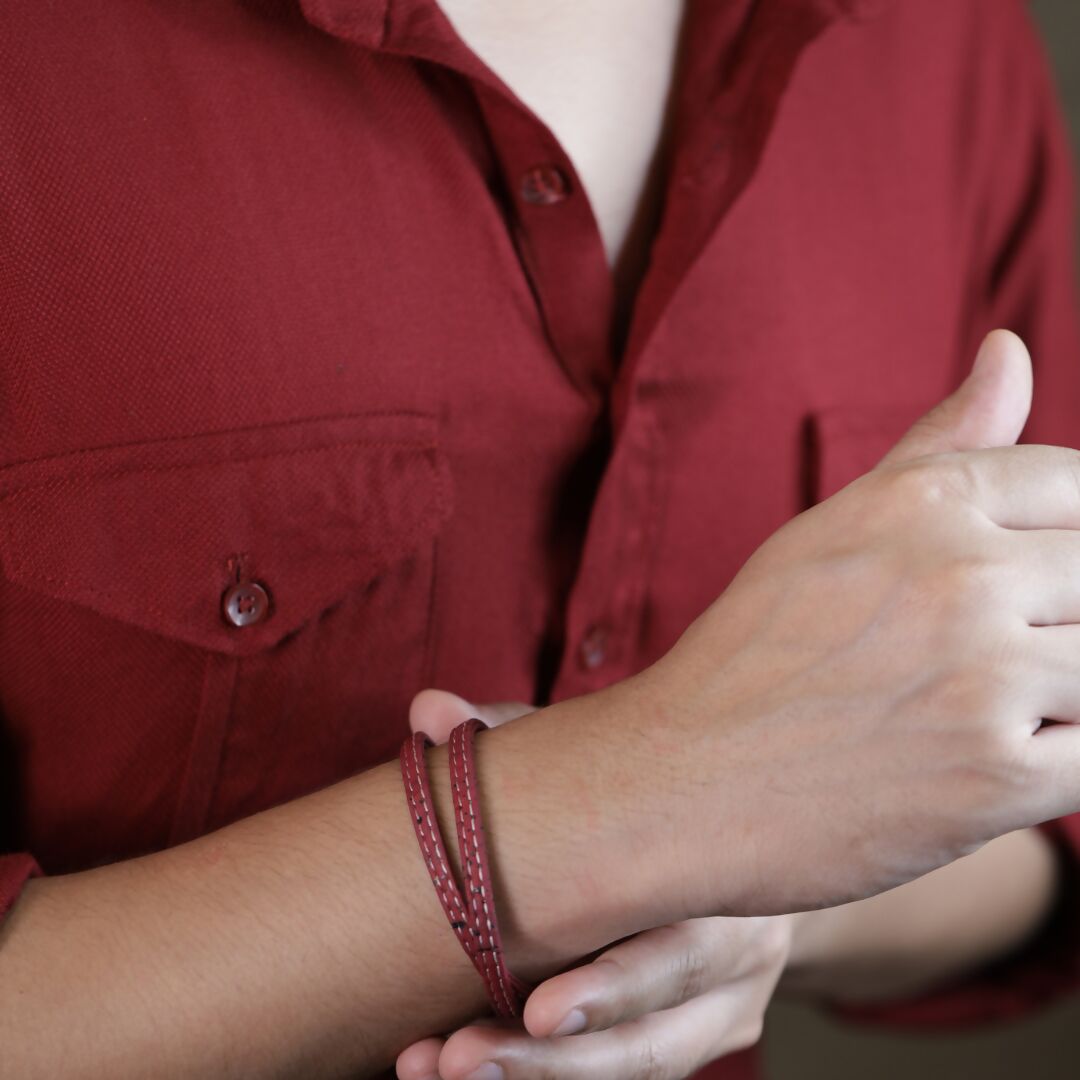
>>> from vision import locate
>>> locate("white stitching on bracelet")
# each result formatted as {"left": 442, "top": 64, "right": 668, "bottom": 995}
{"left": 450, "top": 724, "right": 506, "bottom": 1011}
{"left": 405, "top": 735, "right": 472, "bottom": 952}
{"left": 457, "top": 722, "right": 515, "bottom": 1016}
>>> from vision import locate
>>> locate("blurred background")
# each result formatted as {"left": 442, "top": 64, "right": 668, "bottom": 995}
{"left": 1036, "top": 0, "right": 1080, "bottom": 260}
{"left": 765, "top": 5, "right": 1080, "bottom": 1075}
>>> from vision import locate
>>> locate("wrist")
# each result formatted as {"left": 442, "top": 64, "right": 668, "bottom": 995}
{"left": 446, "top": 673, "right": 691, "bottom": 982}
{"left": 783, "top": 908, "right": 841, "bottom": 973}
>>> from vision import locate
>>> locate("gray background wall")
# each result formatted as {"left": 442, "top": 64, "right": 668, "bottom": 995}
{"left": 765, "top": 2, "right": 1080, "bottom": 1076}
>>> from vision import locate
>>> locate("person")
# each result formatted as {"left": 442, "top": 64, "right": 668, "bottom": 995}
{"left": 1, "top": 2, "right": 1079, "bottom": 1078}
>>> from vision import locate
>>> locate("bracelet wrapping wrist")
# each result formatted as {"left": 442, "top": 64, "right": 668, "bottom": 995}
{"left": 400, "top": 718, "right": 530, "bottom": 1017}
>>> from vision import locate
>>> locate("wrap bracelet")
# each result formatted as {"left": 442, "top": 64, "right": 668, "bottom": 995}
{"left": 400, "top": 718, "right": 531, "bottom": 1017}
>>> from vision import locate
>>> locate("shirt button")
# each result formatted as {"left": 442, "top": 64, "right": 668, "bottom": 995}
{"left": 520, "top": 164, "right": 570, "bottom": 206}
{"left": 222, "top": 581, "right": 270, "bottom": 628}
{"left": 578, "top": 623, "right": 610, "bottom": 670}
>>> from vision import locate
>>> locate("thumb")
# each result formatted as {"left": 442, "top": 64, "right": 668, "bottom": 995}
{"left": 408, "top": 687, "right": 537, "bottom": 744}
{"left": 877, "top": 329, "right": 1033, "bottom": 467}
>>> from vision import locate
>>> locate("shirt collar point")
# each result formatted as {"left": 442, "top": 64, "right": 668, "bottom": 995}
{"left": 297, "top": 0, "right": 389, "bottom": 48}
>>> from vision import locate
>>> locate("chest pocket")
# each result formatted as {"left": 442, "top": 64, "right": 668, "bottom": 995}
{"left": 0, "top": 411, "right": 453, "bottom": 852}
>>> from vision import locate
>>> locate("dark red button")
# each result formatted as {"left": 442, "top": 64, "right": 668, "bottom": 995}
{"left": 520, "top": 164, "right": 570, "bottom": 206}
{"left": 222, "top": 581, "right": 270, "bottom": 627}
{"left": 578, "top": 623, "right": 609, "bottom": 670}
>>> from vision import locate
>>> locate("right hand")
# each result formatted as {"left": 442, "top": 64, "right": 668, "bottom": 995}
{"left": 638, "top": 328, "right": 1080, "bottom": 915}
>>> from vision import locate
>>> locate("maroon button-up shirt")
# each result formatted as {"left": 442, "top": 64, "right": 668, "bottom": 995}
{"left": 3, "top": 2, "right": 1080, "bottom": 1076}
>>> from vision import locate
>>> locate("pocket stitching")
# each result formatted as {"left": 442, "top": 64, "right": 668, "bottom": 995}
{"left": 0, "top": 437, "right": 438, "bottom": 502}
{"left": 0, "top": 407, "right": 438, "bottom": 474}
{"left": 0, "top": 439, "right": 453, "bottom": 636}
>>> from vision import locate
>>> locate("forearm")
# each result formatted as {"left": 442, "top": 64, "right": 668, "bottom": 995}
{"left": 0, "top": 678, "right": 679, "bottom": 1079}
{"left": 782, "top": 828, "right": 1060, "bottom": 1005}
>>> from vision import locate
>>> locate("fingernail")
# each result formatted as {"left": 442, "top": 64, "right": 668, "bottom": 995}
{"left": 463, "top": 1065, "right": 504, "bottom": 1080}
{"left": 552, "top": 1007, "right": 587, "bottom": 1036}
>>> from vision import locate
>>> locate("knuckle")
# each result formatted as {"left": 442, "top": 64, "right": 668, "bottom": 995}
{"left": 911, "top": 554, "right": 1013, "bottom": 638}
{"left": 939, "top": 555, "right": 1001, "bottom": 601}
{"left": 631, "top": 1036, "right": 669, "bottom": 1080}
{"left": 942, "top": 723, "right": 1033, "bottom": 820}
{"left": 668, "top": 937, "right": 708, "bottom": 1005}
{"left": 933, "top": 657, "right": 1013, "bottom": 723}
{"left": 1015, "top": 444, "right": 1080, "bottom": 508}
{"left": 882, "top": 457, "right": 965, "bottom": 513}
{"left": 964, "top": 603, "right": 1028, "bottom": 679}
{"left": 976, "top": 725, "right": 1034, "bottom": 787}
{"left": 594, "top": 950, "right": 633, "bottom": 984}
{"left": 924, "top": 553, "right": 1008, "bottom": 616}
{"left": 598, "top": 922, "right": 711, "bottom": 1012}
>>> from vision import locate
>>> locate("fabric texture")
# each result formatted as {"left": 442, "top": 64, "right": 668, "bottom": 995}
{"left": 2, "top": 1, "right": 1080, "bottom": 1075}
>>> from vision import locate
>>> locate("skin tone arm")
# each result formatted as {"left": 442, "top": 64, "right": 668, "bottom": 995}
{"left": 0, "top": 679, "right": 688, "bottom": 1079}
{"left": 398, "top": 707, "right": 1060, "bottom": 1080}
{"left": 6, "top": 329, "right": 1080, "bottom": 1079}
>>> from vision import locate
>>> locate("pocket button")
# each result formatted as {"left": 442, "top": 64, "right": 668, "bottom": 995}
{"left": 222, "top": 581, "right": 270, "bottom": 628}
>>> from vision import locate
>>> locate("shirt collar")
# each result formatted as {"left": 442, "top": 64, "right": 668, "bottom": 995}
{"left": 296, "top": 0, "right": 387, "bottom": 51}
{"left": 297, "top": 0, "right": 891, "bottom": 57}
{"left": 297, "top": 0, "right": 502, "bottom": 90}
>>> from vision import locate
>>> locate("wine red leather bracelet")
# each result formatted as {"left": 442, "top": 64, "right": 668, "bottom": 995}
{"left": 400, "top": 718, "right": 531, "bottom": 1017}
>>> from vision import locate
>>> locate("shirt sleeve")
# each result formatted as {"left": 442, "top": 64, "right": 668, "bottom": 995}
{"left": 836, "top": 0, "right": 1080, "bottom": 1030}
{"left": 0, "top": 852, "right": 45, "bottom": 926}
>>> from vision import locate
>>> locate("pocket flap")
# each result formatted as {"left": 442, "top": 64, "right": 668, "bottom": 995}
{"left": 0, "top": 412, "right": 452, "bottom": 656}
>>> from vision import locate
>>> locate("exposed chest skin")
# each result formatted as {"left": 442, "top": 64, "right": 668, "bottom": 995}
{"left": 436, "top": 0, "right": 688, "bottom": 347}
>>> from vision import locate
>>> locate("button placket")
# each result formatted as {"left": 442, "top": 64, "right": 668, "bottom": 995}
{"left": 471, "top": 83, "right": 616, "bottom": 398}
{"left": 556, "top": 410, "right": 664, "bottom": 695}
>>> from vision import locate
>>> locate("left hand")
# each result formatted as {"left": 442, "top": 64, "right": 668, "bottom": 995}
{"left": 396, "top": 689, "right": 794, "bottom": 1080}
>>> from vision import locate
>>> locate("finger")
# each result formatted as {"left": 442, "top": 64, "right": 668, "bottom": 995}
{"left": 973, "top": 623, "right": 1080, "bottom": 734}
{"left": 1007, "top": 529, "right": 1080, "bottom": 625}
{"left": 522, "top": 919, "right": 780, "bottom": 1038}
{"left": 439, "top": 982, "right": 767, "bottom": 1080}
{"left": 409, "top": 688, "right": 536, "bottom": 744}
{"left": 878, "top": 329, "right": 1032, "bottom": 467}
{"left": 928, "top": 443, "right": 1080, "bottom": 531}
{"left": 1007, "top": 626, "right": 1080, "bottom": 823}
{"left": 397, "top": 1019, "right": 515, "bottom": 1080}
{"left": 396, "top": 1037, "right": 444, "bottom": 1080}
{"left": 1022, "top": 623, "right": 1080, "bottom": 720}
{"left": 1027, "top": 720, "right": 1080, "bottom": 822}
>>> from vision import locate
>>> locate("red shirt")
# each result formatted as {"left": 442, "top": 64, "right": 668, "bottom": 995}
{"left": 2, "top": 1, "right": 1080, "bottom": 1076}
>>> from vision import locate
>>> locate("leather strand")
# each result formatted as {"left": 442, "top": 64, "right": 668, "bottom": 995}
{"left": 449, "top": 719, "right": 532, "bottom": 1015}
{"left": 401, "top": 721, "right": 531, "bottom": 1017}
